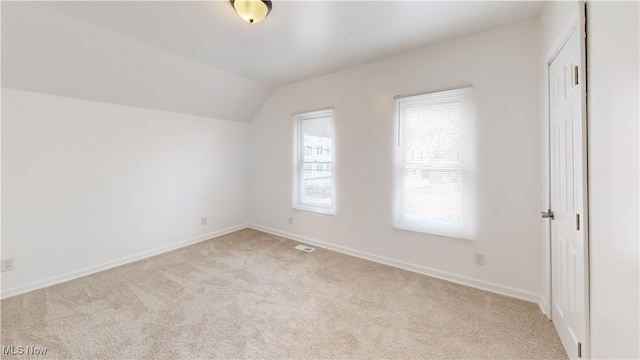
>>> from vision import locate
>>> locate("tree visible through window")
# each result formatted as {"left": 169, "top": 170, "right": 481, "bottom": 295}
{"left": 395, "top": 87, "right": 475, "bottom": 239}
{"left": 294, "top": 109, "right": 334, "bottom": 214}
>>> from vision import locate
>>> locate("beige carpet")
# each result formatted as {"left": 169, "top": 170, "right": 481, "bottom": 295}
{"left": 1, "top": 229, "right": 566, "bottom": 359}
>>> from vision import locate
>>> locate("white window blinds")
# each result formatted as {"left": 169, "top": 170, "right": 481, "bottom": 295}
{"left": 395, "top": 87, "right": 475, "bottom": 239}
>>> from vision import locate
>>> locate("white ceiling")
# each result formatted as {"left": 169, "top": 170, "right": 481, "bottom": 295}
{"left": 40, "top": 1, "right": 545, "bottom": 86}
{"left": 2, "top": 1, "right": 545, "bottom": 122}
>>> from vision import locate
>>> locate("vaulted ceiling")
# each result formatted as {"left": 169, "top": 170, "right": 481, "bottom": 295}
{"left": 2, "top": 1, "right": 545, "bottom": 122}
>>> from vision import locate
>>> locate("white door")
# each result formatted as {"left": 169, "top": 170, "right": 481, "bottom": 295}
{"left": 547, "top": 11, "right": 589, "bottom": 360}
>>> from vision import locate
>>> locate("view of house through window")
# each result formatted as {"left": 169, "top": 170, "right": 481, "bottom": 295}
{"left": 294, "top": 109, "right": 334, "bottom": 214}
{"left": 395, "top": 87, "right": 474, "bottom": 239}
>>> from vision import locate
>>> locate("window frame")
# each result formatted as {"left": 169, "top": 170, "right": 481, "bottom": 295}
{"left": 394, "top": 87, "right": 475, "bottom": 240}
{"left": 293, "top": 108, "right": 335, "bottom": 215}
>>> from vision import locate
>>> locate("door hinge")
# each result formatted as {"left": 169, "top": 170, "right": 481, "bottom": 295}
{"left": 576, "top": 214, "right": 581, "bottom": 230}
{"left": 578, "top": 342, "right": 582, "bottom": 358}
{"left": 574, "top": 66, "right": 579, "bottom": 85}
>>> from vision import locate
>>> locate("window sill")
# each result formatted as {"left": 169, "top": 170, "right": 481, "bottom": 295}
{"left": 394, "top": 223, "right": 474, "bottom": 241}
{"left": 293, "top": 205, "right": 335, "bottom": 216}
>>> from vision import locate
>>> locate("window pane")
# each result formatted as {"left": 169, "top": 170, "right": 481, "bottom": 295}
{"left": 301, "top": 117, "right": 331, "bottom": 163}
{"left": 301, "top": 163, "right": 332, "bottom": 207}
{"left": 402, "top": 166, "right": 463, "bottom": 226}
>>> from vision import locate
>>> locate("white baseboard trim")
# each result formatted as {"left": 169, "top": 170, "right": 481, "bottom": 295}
{"left": 1, "top": 223, "right": 249, "bottom": 299}
{"left": 249, "top": 224, "right": 545, "bottom": 309}
{"left": 538, "top": 295, "right": 552, "bottom": 319}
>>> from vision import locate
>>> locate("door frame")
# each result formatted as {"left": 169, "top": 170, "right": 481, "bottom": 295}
{"left": 542, "top": 2, "right": 590, "bottom": 358}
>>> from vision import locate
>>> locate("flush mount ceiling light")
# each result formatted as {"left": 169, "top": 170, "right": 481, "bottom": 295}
{"left": 230, "top": 0, "right": 272, "bottom": 24}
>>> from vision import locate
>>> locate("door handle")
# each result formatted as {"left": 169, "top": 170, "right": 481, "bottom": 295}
{"left": 541, "top": 209, "right": 555, "bottom": 220}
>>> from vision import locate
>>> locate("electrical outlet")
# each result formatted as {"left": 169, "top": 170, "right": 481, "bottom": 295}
{"left": 474, "top": 253, "right": 485, "bottom": 266}
{"left": 201, "top": 217, "right": 207, "bottom": 226}
{"left": 288, "top": 217, "right": 293, "bottom": 225}
{"left": 1, "top": 258, "right": 15, "bottom": 272}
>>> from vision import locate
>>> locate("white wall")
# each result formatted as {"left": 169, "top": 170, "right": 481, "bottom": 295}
{"left": 250, "top": 20, "right": 543, "bottom": 302}
{"left": 1, "top": 88, "right": 251, "bottom": 298}
{"left": 586, "top": 2, "right": 639, "bottom": 358}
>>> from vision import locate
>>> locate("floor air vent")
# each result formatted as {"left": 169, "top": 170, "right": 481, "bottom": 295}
{"left": 295, "top": 245, "right": 315, "bottom": 253}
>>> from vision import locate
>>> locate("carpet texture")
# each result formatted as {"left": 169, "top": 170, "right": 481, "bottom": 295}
{"left": 1, "top": 229, "right": 567, "bottom": 359}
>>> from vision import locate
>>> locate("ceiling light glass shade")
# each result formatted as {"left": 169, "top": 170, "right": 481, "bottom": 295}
{"left": 230, "top": 0, "right": 272, "bottom": 24}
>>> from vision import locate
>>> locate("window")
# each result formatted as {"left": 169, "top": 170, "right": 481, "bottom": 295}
{"left": 395, "top": 87, "right": 474, "bottom": 239}
{"left": 294, "top": 109, "right": 334, "bottom": 214}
